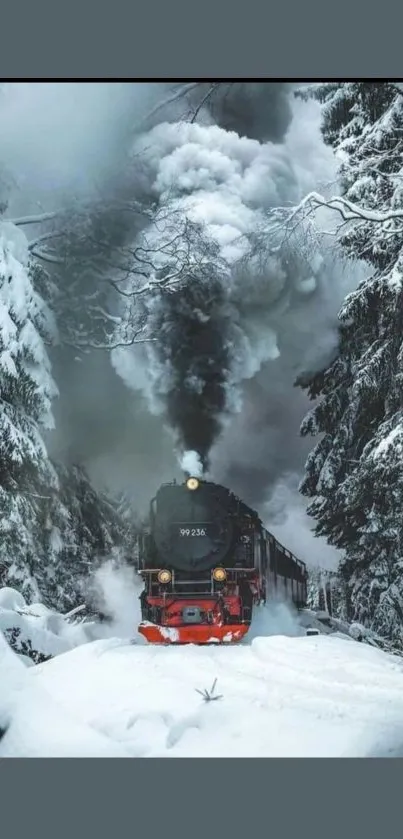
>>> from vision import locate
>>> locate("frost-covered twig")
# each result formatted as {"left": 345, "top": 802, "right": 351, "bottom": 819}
{"left": 190, "top": 83, "right": 222, "bottom": 123}
{"left": 137, "top": 83, "right": 201, "bottom": 129}
{"left": 69, "top": 335, "right": 157, "bottom": 350}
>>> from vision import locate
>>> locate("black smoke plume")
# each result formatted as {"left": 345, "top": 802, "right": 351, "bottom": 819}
{"left": 153, "top": 278, "right": 230, "bottom": 472}
{"left": 189, "top": 82, "right": 294, "bottom": 143}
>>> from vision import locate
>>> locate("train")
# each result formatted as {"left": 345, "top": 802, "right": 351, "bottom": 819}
{"left": 137, "top": 475, "right": 308, "bottom": 645}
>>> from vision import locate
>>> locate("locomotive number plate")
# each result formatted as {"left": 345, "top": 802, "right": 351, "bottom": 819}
{"left": 175, "top": 523, "right": 212, "bottom": 538}
{"left": 179, "top": 527, "right": 207, "bottom": 537}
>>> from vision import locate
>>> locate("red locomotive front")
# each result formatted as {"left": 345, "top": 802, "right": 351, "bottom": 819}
{"left": 137, "top": 476, "right": 265, "bottom": 644}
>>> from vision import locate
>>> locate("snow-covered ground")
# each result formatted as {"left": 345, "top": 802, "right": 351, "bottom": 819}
{"left": 2, "top": 582, "right": 403, "bottom": 757}
{"left": 2, "top": 630, "right": 403, "bottom": 757}
{"left": 0, "top": 631, "right": 128, "bottom": 757}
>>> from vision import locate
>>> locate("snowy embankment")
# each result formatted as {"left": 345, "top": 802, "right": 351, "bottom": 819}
{"left": 0, "top": 586, "right": 114, "bottom": 664}
{"left": 2, "top": 583, "right": 403, "bottom": 757}
{"left": 0, "top": 631, "right": 128, "bottom": 756}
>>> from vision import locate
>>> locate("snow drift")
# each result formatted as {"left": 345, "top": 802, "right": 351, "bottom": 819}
{"left": 0, "top": 629, "right": 129, "bottom": 757}
{"left": 1, "top": 631, "right": 401, "bottom": 757}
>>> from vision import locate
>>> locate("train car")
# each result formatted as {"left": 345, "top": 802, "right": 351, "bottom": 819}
{"left": 137, "top": 476, "right": 308, "bottom": 645}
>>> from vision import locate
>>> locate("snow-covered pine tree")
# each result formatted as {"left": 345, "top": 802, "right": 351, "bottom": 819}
{"left": 306, "top": 566, "right": 323, "bottom": 611}
{"left": 297, "top": 82, "right": 403, "bottom": 644}
{"left": 0, "top": 221, "right": 59, "bottom": 601}
{"left": 36, "top": 463, "right": 139, "bottom": 612}
{"left": 0, "top": 220, "right": 137, "bottom": 612}
{"left": 305, "top": 565, "right": 348, "bottom": 618}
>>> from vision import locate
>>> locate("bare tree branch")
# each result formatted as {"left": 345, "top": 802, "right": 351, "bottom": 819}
{"left": 28, "top": 230, "right": 65, "bottom": 249}
{"left": 137, "top": 82, "right": 201, "bottom": 130}
{"left": 190, "top": 83, "right": 222, "bottom": 124}
{"left": 67, "top": 335, "right": 157, "bottom": 350}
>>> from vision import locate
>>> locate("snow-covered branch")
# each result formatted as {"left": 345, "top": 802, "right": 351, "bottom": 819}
{"left": 292, "top": 191, "right": 403, "bottom": 225}
{"left": 68, "top": 335, "right": 157, "bottom": 351}
{"left": 30, "top": 247, "right": 64, "bottom": 264}
{"left": 27, "top": 230, "right": 64, "bottom": 250}
{"left": 9, "top": 211, "right": 60, "bottom": 226}
{"left": 87, "top": 211, "right": 223, "bottom": 300}
{"left": 390, "top": 83, "right": 403, "bottom": 98}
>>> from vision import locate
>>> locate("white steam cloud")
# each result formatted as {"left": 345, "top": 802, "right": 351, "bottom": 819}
{"left": 247, "top": 600, "right": 304, "bottom": 642}
{"left": 180, "top": 450, "right": 204, "bottom": 478}
{"left": 110, "top": 90, "right": 362, "bottom": 568}
{"left": 92, "top": 559, "right": 144, "bottom": 641}
{"left": 111, "top": 95, "right": 341, "bottom": 469}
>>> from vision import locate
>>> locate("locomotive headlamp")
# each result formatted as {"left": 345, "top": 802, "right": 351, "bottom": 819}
{"left": 157, "top": 569, "right": 172, "bottom": 584}
{"left": 212, "top": 567, "right": 227, "bottom": 582}
{"left": 186, "top": 477, "right": 199, "bottom": 491}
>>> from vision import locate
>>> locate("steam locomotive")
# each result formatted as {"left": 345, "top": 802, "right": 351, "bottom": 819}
{"left": 137, "top": 476, "right": 308, "bottom": 645}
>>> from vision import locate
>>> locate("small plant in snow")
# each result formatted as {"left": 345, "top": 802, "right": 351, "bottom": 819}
{"left": 196, "top": 678, "right": 223, "bottom": 702}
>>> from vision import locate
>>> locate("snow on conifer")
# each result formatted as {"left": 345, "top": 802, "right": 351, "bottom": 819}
{"left": 40, "top": 463, "right": 139, "bottom": 613}
{"left": 0, "top": 218, "right": 138, "bottom": 614}
{"left": 298, "top": 83, "right": 403, "bottom": 645}
{"left": 0, "top": 221, "right": 59, "bottom": 601}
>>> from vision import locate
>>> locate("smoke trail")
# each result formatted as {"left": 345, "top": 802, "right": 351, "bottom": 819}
{"left": 112, "top": 92, "right": 341, "bottom": 480}
{"left": 199, "top": 82, "right": 294, "bottom": 143}
{"left": 150, "top": 276, "right": 233, "bottom": 472}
